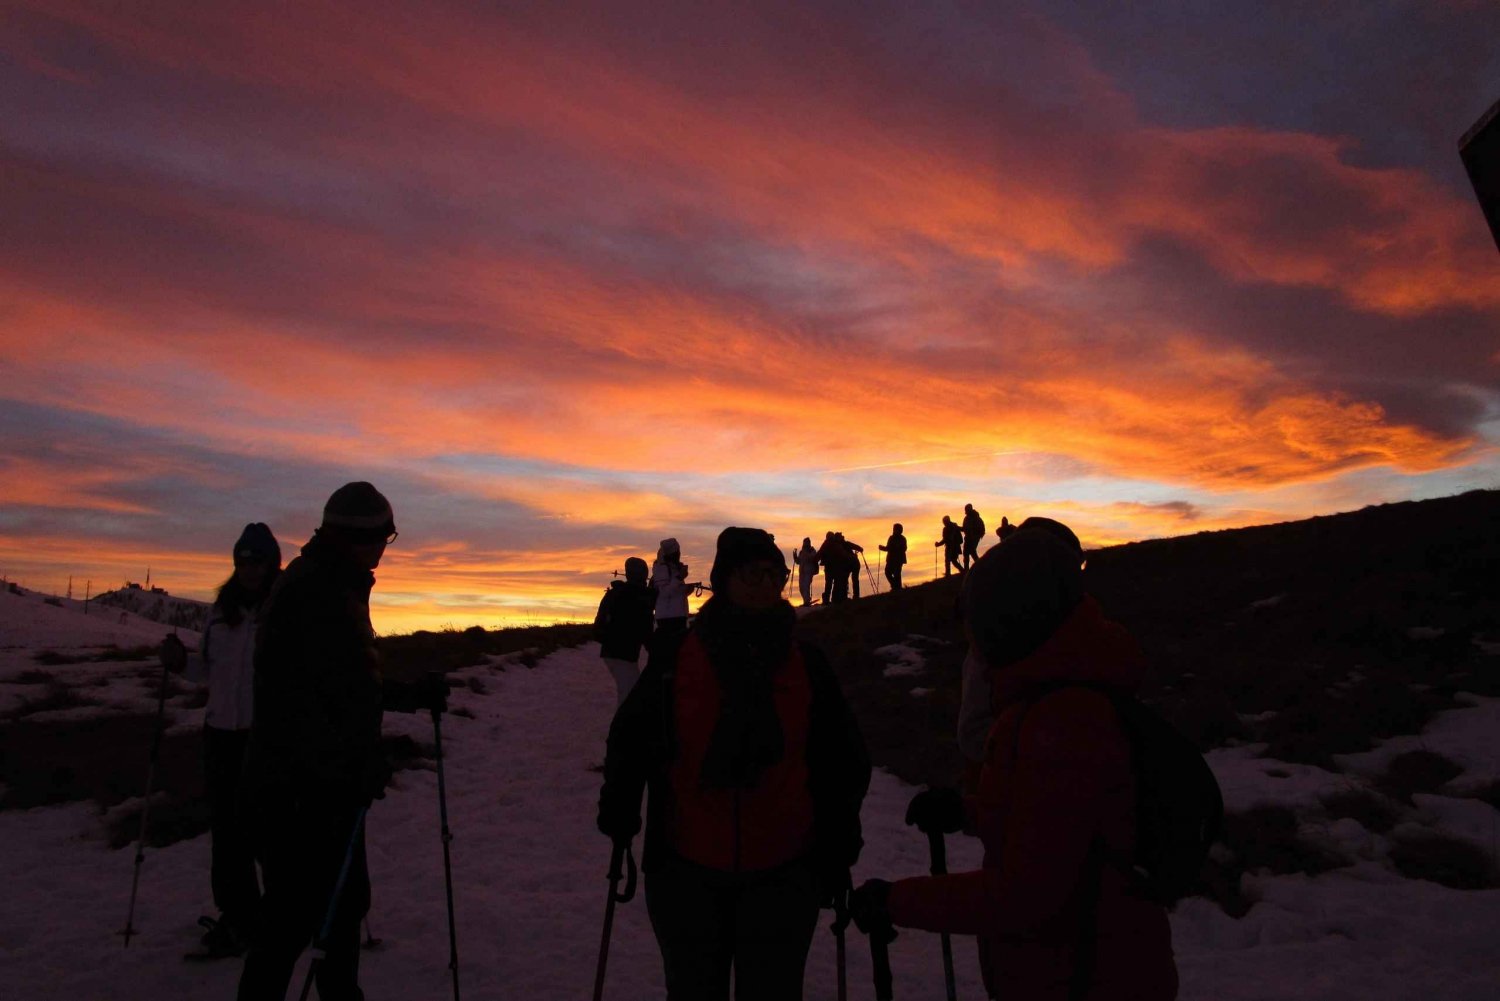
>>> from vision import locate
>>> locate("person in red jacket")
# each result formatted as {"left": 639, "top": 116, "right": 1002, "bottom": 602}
{"left": 850, "top": 521, "right": 1178, "bottom": 1001}
{"left": 598, "top": 526, "right": 871, "bottom": 1000}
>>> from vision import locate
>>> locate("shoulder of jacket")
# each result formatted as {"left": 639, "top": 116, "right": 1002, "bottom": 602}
{"left": 1017, "top": 687, "right": 1125, "bottom": 758}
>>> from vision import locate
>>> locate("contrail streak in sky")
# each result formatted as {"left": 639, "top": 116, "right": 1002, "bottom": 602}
{"left": 823, "top": 451, "right": 1029, "bottom": 474}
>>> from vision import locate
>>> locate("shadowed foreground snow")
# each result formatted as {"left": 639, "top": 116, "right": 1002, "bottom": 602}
{"left": 2, "top": 595, "right": 1498, "bottom": 998}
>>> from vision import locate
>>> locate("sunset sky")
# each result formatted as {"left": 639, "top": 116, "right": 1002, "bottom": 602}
{"left": 3, "top": 1, "right": 1498, "bottom": 633}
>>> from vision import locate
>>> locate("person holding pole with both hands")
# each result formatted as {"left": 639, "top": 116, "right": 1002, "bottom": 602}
{"left": 597, "top": 527, "right": 871, "bottom": 1000}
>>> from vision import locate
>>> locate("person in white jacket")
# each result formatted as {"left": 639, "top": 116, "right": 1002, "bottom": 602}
{"left": 651, "top": 537, "right": 691, "bottom": 636}
{"left": 160, "top": 522, "right": 282, "bottom": 957}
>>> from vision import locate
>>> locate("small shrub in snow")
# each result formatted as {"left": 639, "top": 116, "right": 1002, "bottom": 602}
{"left": 1389, "top": 832, "right": 1499, "bottom": 890}
{"left": 1319, "top": 788, "right": 1404, "bottom": 834}
{"left": 1380, "top": 750, "right": 1464, "bottom": 804}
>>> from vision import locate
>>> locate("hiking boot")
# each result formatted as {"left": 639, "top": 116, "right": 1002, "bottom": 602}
{"left": 196, "top": 914, "right": 249, "bottom": 958}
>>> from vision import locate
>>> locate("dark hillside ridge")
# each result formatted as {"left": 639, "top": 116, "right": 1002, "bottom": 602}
{"left": 798, "top": 490, "right": 1500, "bottom": 788}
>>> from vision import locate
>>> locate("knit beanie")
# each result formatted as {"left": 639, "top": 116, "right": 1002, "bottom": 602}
{"left": 321, "top": 481, "right": 395, "bottom": 538}
{"left": 709, "top": 527, "right": 785, "bottom": 594}
{"left": 963, "top": 521, "right": 1085, "bottom": 668}
{"left": 233, "top": 523, "right": 281, "bottom": 566}
{"left": 657, "top": 538, "right": 680, "bottom": 563}
{"left": 624, "top": 556, "right": 649, "bottom": 583}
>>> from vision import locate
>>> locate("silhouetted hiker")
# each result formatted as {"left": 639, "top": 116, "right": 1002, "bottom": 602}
{"left": 961, "top": 503, "right": 986, "bottom": 569}
{"left": 794, "top": 537, "right": 820, "bottom": 606}
{"left": 842, "top": 534, "right": 866, "bottom": 599}
{"left": 957, "top": 517, "right": 1084, "bottom": 774}
{"left": 851, "top": 518, "right": 1177, "bottom": 1001}
{"left": 595, "top": 557, "right": 657, "bottom": 706}
{"left": 653, "top": 538, "right": 691, "bottom": 637}
{"left": 816, "top": 532, "right": 839, "bottom": 603}
{"left": 996, "top": 515, "right": 1016, "bottom": 542}
{"left": 878, "top": 524, "right": 907, "bottom": 590}
{"left": 159, "top": 522, "right": 282, "bottom": 958}
{"left": 237, "top": 483, "right": 448, "bottom": 1001}
{"left": 935, "top": 516, "right": 963, "bottom": 576}
{"left": 598, "top": 527, "right": 871, "bottom": 1000}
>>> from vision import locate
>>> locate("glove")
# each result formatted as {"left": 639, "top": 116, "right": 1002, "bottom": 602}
{"left": 816, "top": 865, "right": 852, "bottom": 910}
{"left": 849, "top": 879, "right": 896, "bottom": 943}
{"left": 159, "top": 634, "right": 187, "bottom": 673}
{"left": 359, "top": 755, "right": 393, "bottom": 804}
{"left": 417, "top": 673, "right": 450, "bottom": 714}
{"left": 596, "top": 809, "right": 641, "bottom": 846}
{"left": 905, "top": 787, "right": 964, "bottom": 835}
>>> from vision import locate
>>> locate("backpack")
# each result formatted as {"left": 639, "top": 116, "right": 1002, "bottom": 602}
{"left": 1022, "top": 684, "right": 1223, "bottom": 906}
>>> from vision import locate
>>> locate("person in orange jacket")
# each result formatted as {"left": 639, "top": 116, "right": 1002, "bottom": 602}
{"left": 598, "top": 527, "right": 871, "bottom": 1000}
{"left": 850, "top": 520, "right": 1178, "bottom": 1001}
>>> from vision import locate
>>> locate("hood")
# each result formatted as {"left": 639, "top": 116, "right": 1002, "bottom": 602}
{"left": 989, "top": 595, "right": 1146, "bottom": 709}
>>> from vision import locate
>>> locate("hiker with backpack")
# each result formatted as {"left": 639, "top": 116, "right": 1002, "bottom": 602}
{"left": 594, "top": 556, "right": 658, "bottom": 706}
{"left": 158, "top": 523, "right": 282, "bottom": 958}
{"left": 878, "top": 524, "right": 907, "bottom": 590}
{"left": 237, "top": 483, "right": 449, "bottom": 1001}
{"left": 934, "top": 516, "right": 964, "bottom": 576}
{"left": 840, "top": 534, "right": 866, "bottom": 600}
{"left": 597, "top": 526, "right": 872, "bottom": 1000}
{"left": 961, "top": 503, "right": 986, "bottom": 570}
{"left": 652, "top": 538, "right": 692, "bottom": 637}
{"left": 794, "top": 537, "right": 820, "bottom": 606}
{"left": 850, "top": 519, "right": 1209, "bottom": 1001}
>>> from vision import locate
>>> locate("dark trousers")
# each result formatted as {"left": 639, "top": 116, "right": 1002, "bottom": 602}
{"left": 944, "top": 549, "right": 963, "bottom": 575}
{"left": 830, "top": 573, "right": 849, "bottom": 603}
{"left": 646, "top": 855, "right": 821, "bottom": 1001}
{"left": 885, "top": 565, "right": 903, "bottom": 590}
{"left": 204, "top": 726, "right": 261, "bottom": 928}
{"left": 657, "top": 617, "right": 689, "bottom": 638}
{"left": 963, "top": 542, "right": 979, "bottom": 570}
{"left": 238, "top": 793, "right": 370, "bottom": 1001}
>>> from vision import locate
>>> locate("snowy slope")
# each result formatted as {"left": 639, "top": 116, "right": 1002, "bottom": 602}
{"left": 1, "top": 592, "right": 1498, "bottom": 999}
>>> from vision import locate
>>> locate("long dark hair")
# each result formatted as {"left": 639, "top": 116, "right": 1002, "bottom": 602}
{"left": 214, "top": 568, "right": 279, "bottom": 628}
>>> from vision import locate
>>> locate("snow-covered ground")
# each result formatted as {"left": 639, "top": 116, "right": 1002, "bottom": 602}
{"left": 2, "top": 588, "right": 1498, "bottom": 999}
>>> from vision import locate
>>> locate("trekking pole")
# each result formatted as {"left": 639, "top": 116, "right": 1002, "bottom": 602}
{"left": 872, "top": 930, "right": 894, "bottom": 1001}
{"left": 928, "top": 832, "right": 958, "bottom": 1001}
{"left": 592, "top": 841, "right": 638, "bottom": 1001}
{"left": 831, "top": 891, "right": 851, "bottom": 1001}
{"left": 119, "top": 647, "right": 173, "bottom": 946}
{"left": 433, "top": 707, "right": 461, "bottom": 1001}
{"left": 861, "top": 552, "right": 879, "bottom": 595}
{"left": 297, "top": 806, "right": 369, "bottom": 1001}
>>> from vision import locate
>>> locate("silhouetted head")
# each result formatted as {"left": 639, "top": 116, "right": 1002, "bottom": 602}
{"left": 657, "top": 538, "right": 680, "bottom": 563}
{"left": 965, "top": 503, "right": 974, "bottom": 514}
{"left": 231, "top": 523, "right": 280, "bottom": 593}
{"left": 893, "top": 523, "right": 903, "bottom": 534}
{"left": 709, "top": 527, "right": 788, "bottom": 609}
{"left": 320, "top": 481, "right": 396, "bottom": 570}
{"left": 963, "top": 520, "right": 1085, "bottom": 669}
{"left": 624, "top": 557, "right": 649, "bottom": 584}
{"left": 825, "top": 531, "right": 835, "bottom": 541}
{"left": 802, "top": 536, "right": 812, "bottom": 549}
{"left": 942, "top": 515, "right": 953, "bottom": 526}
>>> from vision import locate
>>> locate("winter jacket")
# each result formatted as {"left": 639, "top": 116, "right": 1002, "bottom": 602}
{"left": 963, "top": 510, "right": 986, "bottom": 546}
{"left": 653, "top": 559, "right": 691, "bottom": 620}
{"left": 594, "top": 580, "right": 657, "bottom": 661}
{"left": 887, "top": 596, "right": 1178, "bottom": 1001}
{"left": 246, "top": 535, "right": 428, "bottom": 801}
{"left": 598, "top": 625, "right": 871, "bottom": 880}
{"left": 795, "top": 546, "right": 820, "bottom": 578}
{"left": 941, "top": 523, "right": 963, "bottom": 553}
{"left": 881, "top": 534, "right": 908, "bottom": 568}
{"left": 184, "top": 606, "right": 261, "bottom": 731}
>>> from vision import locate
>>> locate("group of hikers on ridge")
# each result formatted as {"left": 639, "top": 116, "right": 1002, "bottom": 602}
{"left": 157, "top": 482, "right": 1189, "bottom": 1001}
